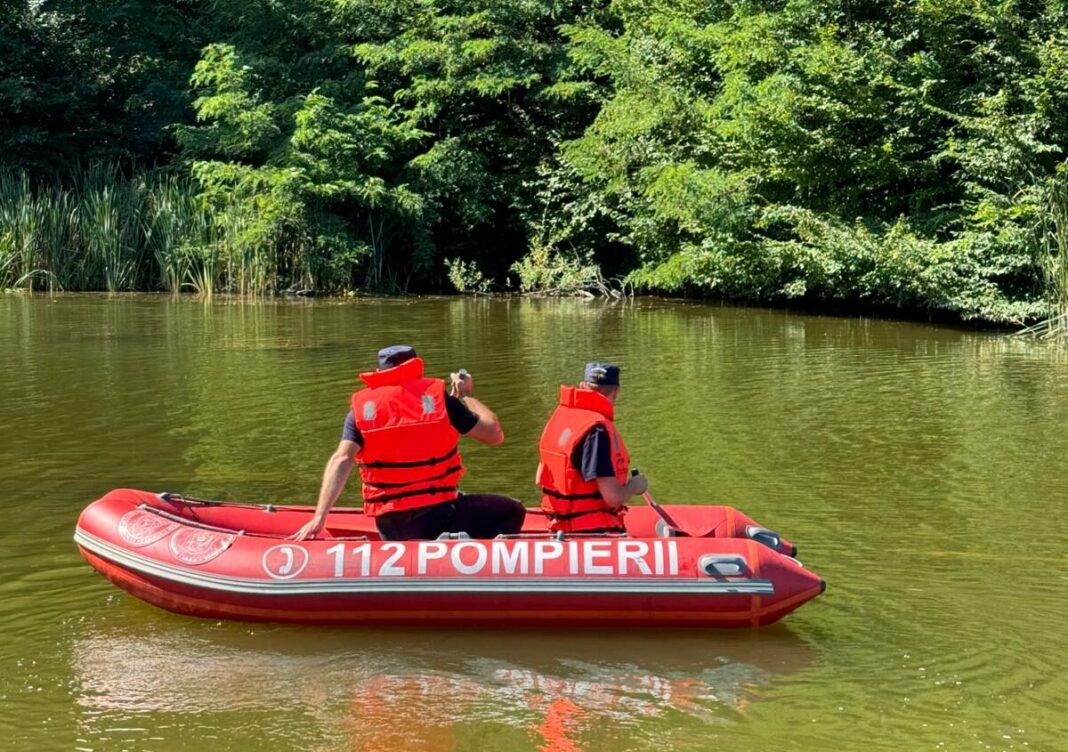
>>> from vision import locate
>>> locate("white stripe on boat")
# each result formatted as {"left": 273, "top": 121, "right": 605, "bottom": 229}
{"left": 74, "top": 528, "right": 775, "bottom": 597}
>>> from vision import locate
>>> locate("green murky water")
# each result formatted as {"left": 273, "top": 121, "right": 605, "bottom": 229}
{"left": 1, "top": 295, "right": 1066, "bottom": 751}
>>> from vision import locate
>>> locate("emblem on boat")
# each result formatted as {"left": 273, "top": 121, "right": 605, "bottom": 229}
{"left": 168, "top": 528, "right": 236, "bottom": 565}
{"left": 117, "top": 510, "right": 179, "bottom": 547}
{"left": 262, "top": 544, "right": 310, "bottom": 579}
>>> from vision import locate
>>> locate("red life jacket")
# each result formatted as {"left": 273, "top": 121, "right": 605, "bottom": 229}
{"left": 351, "top": 357, "right": 465, "bottom": 517}
{"left": 536, "top": 385, "right": 630, "bottom": 533}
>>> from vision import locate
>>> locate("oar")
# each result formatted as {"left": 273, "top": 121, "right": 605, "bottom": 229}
{"left": 632, "top": 476, "right": 794, "bottom": 551}
{"left": 631, "top": 469, "right": 685, "bottom": 536}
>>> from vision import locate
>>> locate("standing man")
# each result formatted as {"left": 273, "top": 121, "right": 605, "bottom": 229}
{"left": 291, "top": 345, "right": 526, "bottom": 541}
{"left": 536, "top": 362, "right": 649, "bottom": 534}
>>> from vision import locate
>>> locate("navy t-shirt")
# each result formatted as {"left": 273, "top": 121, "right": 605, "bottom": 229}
{"left": 342, "top": 395, "right": 479, "bottom": 446}
{"left": 573, "top": 424, "right": 616, "bottom": 481}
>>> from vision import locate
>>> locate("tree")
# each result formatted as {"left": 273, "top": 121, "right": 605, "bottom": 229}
{"left": 546, "top": 0, "right": 1068, "bottom": 321}
{"left": 1, "top": 0, "right": 204, "bottom": 171}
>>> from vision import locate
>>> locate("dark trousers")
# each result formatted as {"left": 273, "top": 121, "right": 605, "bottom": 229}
{"left": 375, "top": 493, "right": 527, "bottom": 541}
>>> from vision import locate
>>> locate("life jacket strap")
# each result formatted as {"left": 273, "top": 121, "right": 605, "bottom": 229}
{"left": 358, "top": 446, "right": 458, "bottom": 470}
{"left": 363, "top": 463, "right": 464, "bottom": 490}
{"left": 547, "top": 506, "right": 623, "bottom": 521}
{"left": 539, "top": 488, "right": 602, "bottom": 502}
{"left": 368, "top": 485, "right": 459, "bottom": 504}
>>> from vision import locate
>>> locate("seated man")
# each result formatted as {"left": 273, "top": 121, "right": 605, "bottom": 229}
{"left": 291, "top": 345, "right": 525, "bottom": 541}
{"left": 536, "top": 362, "right": 648, "bottom": 533}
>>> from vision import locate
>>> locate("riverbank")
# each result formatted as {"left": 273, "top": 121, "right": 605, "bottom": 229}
{"left": 2, "top": 181, "right": 1061, "bottom": 332}
{"left": 9, "top": 2, "right": 1068, "bottom": 331}
{"left": 5, "top": 285, "right": 1063, "bottom": 337}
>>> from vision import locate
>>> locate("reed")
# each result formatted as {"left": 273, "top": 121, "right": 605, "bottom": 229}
{"left": 143, "top": 174, "right": 227, "bottom": 294}
{"left": 0, "top": 171, "right": 41, "bottom": 289}
{"left": 1020, "top": 170, "right": 1068, "bottom": 340}
{"left": 1049, "top": 176, "right": 1068, "bottom": 332}
{"left": 0, "top": 166, "right": 225, "bottom": 294}
{"left": 187, "top": 208, "right": 222, "bottom": 297}
{"left": 9, "top": 165, "right": 459, "bottom": 298}
{"left": 0, "top": 165, "right": 328, "bottom": 296}
{"left": 144, "top": 176, "right": 191, "bottom": 293}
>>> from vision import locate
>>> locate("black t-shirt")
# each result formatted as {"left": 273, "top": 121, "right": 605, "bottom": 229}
{"left": 342, "top": 395, "right": 479, "bottom": 446}
{"left": 572, "top": 424, "right": 616, "bottom": 481}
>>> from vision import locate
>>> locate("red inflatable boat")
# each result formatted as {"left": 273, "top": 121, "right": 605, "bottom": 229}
{"left": 74, "top": 489, "right": 824, "bottom": 628}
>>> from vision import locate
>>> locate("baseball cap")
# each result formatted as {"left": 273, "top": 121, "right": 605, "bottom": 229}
{"left": 583, "top": 361, "right": 620, "bottom": 386}
{"left": 378, "top": 345, "right": 417, "bottom": 370}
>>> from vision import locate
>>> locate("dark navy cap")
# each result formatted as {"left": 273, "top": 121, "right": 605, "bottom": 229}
{"left": 583, "top": 361, "right": 620, "bottom": 386}
{"left": 378, "top": 345, "right": 417, "bottom": 369}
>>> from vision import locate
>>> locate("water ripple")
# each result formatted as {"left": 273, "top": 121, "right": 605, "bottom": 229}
{"left": 2, "top": 296, "right": 1068, "bottom": 751}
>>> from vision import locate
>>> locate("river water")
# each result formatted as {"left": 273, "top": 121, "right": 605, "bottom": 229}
{"left": 1, "top": 294, "right": 1066, "bottom": 751}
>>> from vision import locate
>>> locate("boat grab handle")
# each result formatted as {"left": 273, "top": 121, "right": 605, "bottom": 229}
{"left": 698, "top": 554, "right": 748, "bottom": 577}
{"left": 745, "top": 525, "right": 782, "bottom": 551}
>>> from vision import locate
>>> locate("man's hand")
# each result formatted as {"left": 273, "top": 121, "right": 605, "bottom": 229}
{"left": 450, "top": 370, "right": 474, "bottom": 398}
{"left": 626, "top": 472, "right": 649, "bottom": 497}
{"left": 289, "top": 515, "right": 326, "bottom": 541}
{"left": 597, "top": 472, "right": 648, "bottom": 508}
{"left": 294, "top": 440, "right": 357, "bottom": 541}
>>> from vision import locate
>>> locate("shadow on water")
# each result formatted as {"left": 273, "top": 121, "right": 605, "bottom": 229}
{"left": 70, "top": 609, "right": 817, "bottom": 751}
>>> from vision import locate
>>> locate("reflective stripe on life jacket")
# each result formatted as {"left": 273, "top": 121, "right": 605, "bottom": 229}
{"left": 352, "top": 357, "right": 464, "bottom": 517}
{"left": 536, "top": 385, "right": 630, "bottom": 533}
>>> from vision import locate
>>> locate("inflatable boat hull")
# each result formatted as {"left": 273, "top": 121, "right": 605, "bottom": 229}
{"left": 74, "top": 489, "right": 823, "bottom": 629}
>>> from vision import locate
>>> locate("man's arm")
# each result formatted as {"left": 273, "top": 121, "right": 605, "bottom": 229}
{"left": 596, "top": 473, "right": 647, "bottom": 509}
{"left": 578, "top": 426, "right": 646, "bottom": 508}
{"left": 449, "top": 372, "right": 504, "bottom": 445}
{"left": 290, "top": 439, "right": 359, "bottom": 540}
{"left": 459, "top": 396, "right": 504, "bottom": 445}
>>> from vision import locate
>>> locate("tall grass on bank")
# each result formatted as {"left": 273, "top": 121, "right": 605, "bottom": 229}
{"left": 1047, "top": 178, "right": 1068, "bottom": 334}
{"left": 0, "top": 165, "right": 294, "bottom": 296}
{"left": 1020, "top": 172, "right": 1068, "bottom": 340}
{"left": 0, "top": 166, "right": 201, "bottom": 293}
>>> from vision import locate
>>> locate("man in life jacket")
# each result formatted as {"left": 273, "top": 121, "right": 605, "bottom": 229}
{"left": 536, "top": 362, "right": 649, "bottom": 533}
{"left": 291, "top": 345, "right": 526, "bottom": 541}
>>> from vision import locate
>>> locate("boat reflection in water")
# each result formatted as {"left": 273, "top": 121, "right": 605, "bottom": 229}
{"left": 71, "top": 614, "right": 816, "bottom": 751}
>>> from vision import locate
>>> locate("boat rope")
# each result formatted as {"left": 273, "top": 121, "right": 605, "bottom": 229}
{"left": 159, "top": 491, "right": 368, "bottom": 516}
{"left": 141, "top": 504, "right": 374, "bottom": 541}
{"left": 158, "top": 492, "right": 279, "bottom": 512}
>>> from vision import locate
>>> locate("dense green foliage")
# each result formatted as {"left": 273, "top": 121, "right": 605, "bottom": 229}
{"left": 3, "top": 0, "right": 1068, "bottom": 322}
{"left": 1, "top": 0, "right": 202, "bottom": 169}
{"left": 542, "top": 0, "right": 1068, "bottom": 321}
{"left": 171, "top": 0, "right": 588, "bottom": 293}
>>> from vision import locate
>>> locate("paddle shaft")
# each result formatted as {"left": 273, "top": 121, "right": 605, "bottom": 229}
{"left": 630, "top": 469, "right": 683, "bottom": 531}
{"left": 642, "top": 491, "right": 684, "bottom": 532}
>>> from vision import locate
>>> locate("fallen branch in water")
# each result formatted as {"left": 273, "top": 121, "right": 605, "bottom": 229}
{"left": 1017, "top": 311, "right": 1068, "bottom": 340}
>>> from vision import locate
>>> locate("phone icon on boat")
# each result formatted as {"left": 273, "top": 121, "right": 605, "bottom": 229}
{"left": 262, "top": 544, "right": 309, "bottom": 579}
{"left": 278, "top": 547, "right": 294, "bottom": 575}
